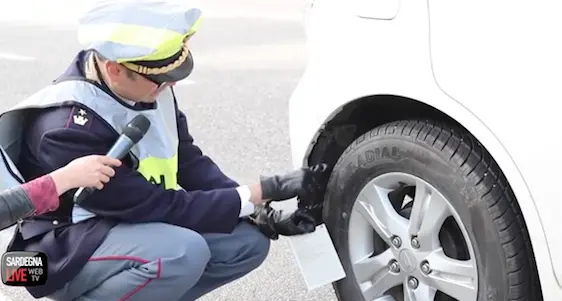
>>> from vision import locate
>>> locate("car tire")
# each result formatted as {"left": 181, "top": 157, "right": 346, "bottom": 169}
{"left": 323, "top": 119, "right": 542, "bottom": 301}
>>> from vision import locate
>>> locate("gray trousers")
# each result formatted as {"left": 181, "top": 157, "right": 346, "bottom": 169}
{"left": 47, "top": 220, "right": 271, "bottom": 301}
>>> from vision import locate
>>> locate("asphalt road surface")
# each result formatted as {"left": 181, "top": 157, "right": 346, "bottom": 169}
{"left": 0, "top": 1, "right": 338, "bottom": 300}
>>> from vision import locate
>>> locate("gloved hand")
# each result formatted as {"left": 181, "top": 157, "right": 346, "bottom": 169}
{"left": 249, "top": 202, "right": 317, "bottom": 240}
{"left": 260, "top": 163, "right": 328, "bottom": 202}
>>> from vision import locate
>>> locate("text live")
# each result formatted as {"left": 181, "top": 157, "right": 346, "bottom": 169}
{"left": 1, "top": 251, "right": 48, "bottom": 286}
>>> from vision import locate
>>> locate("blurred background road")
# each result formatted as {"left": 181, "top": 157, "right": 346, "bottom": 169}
{"left": 0, "top": 0, "right": 338, "bottom": 300}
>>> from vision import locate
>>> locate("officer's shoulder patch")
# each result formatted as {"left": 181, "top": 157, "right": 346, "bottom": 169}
{"left": 65, "top": 106, "right": 94, "bottom": 130}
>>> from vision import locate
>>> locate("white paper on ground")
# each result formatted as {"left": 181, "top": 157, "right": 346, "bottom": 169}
{"left": 287, "top": 224, "right": 346, "bottom": 291}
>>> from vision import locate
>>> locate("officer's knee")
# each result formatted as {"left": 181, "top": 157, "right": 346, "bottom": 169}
{"left": 254, "top": 229, "right": 271, "bottom": 263}
{"left": 241, "top": 222, "right": 271, "bottom": 269}
{"left": 161, "top": 227, "right": 211, "bottom": 285}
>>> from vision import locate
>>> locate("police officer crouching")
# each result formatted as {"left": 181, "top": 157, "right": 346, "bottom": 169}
{"left": 0, "top": 1, "right": 329, "bottom": 300}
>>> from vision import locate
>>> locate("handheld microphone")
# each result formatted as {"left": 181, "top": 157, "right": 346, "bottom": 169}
{"left": 73, "top": 114, "right": 151, "bottom": 204}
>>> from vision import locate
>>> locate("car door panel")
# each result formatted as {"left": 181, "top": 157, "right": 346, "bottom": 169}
{"left": 427, "top": 0, "right": 562, "bottom": 287}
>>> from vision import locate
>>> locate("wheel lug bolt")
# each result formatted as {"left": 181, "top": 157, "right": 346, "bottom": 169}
{"left": 411, "top": 237, "right": 420, "bottom": 249}
{"left": 420, "top": 261, "right": 431, "bottom": 274}
{"left": 391, "top": 236, "right": 402, "bottom": 248}
{"left": 388, "top": 260, "right": 400, "bottom": 273}
{"left": 408, "top": 277, "right": 419, "bottom": 289}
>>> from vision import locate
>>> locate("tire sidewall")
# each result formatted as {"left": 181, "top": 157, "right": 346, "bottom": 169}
{"left": 324, "top": 134, "right": 507, "bottom": 301}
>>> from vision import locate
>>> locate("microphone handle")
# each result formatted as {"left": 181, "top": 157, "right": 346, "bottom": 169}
{"left": 73, "top": 186, "right": 95, "bottom": 204}
{"left": 106, "top": 135, "right": 135, "bottom": 159}
{"left": 73, "top": 135, "right": 135, "bottom": 204}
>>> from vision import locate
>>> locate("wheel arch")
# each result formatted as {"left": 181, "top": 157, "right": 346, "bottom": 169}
{"left": 302, "top": 93, "right": 553, "bottom": 294}
{"left": 304, "top": 94, "right": 461, "bottom": 168}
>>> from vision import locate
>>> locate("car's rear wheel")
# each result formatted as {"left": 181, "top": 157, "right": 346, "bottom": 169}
{"left": 323, "top": 119, "right": 542, "bottom": 301}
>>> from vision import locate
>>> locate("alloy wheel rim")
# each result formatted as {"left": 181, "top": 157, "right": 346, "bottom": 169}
{"left": 348, "top": 172, "right": 478, "bottom": 301}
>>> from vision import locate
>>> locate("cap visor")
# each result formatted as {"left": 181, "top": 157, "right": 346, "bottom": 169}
{"left": 144, "top": 51, "right": 194, "bottom": 84}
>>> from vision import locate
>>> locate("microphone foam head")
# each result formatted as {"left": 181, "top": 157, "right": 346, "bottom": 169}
{"left": 123, "top": 114, "right": 151, "bottom": 143}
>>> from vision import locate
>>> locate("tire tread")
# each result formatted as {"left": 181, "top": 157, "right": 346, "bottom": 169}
{"left": 329, "top": 119, "right": 541, "bottom": 301}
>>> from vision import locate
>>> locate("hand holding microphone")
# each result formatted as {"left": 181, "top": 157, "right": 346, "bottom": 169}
{"left": 73, "top": 114, "right": 151, "bottom": 204}
{"left": 50, "top": 155, "right": 123, "bottom": 196}
{"left": 0, "top": 155, "right": 123, "bottom": 230}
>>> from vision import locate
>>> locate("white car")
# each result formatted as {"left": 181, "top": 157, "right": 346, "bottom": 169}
{"left": 288, "top": 1, "right": 562, "bottom": 301}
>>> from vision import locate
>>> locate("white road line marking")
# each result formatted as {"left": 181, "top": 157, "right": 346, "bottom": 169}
{"left": 176, "top": 79, "right": 196, "bottom": 86}
{"left": 0, "top": 52, "right": 36, "bottom": 62}
{"left": 0, "top": 8, "right": 302, "bottom": 26}
{"left": 203, "top": 10, "right": 302, "bottom": 21}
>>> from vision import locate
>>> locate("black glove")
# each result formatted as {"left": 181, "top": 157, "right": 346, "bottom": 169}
{"left": 260, "top": 163, "right": 328, "bottom": 202}
{"left": 249, "top": 202, "right": 317, "bottom": 240}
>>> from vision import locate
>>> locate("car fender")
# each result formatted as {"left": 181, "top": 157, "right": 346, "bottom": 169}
{"left": 289, "top": 69, "right": 560, "bottom": 299}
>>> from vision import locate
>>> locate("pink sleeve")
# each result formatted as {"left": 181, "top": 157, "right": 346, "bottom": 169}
{"left": 20, "top": 175, "right": 60, "bottom": 215}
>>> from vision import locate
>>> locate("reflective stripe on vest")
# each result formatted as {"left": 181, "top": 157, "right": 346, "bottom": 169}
{"left": 0, "top": 79, "right": 179, "bottom": 223}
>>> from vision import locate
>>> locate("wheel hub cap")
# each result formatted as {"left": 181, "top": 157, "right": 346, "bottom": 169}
{"left": 398, "top": 249, "right": 417, "bottom": 273}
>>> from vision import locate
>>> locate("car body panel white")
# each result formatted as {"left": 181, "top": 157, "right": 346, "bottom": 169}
{"left": 289, "top": 0, "right": 562, "bottom": 299}
{"left": 427, "top": 0, "right": 562, "bottom": 289}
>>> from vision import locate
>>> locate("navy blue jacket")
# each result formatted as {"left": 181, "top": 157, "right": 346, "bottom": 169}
{"left": 9, "top": 51, "right": 243, "bottom": 298}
